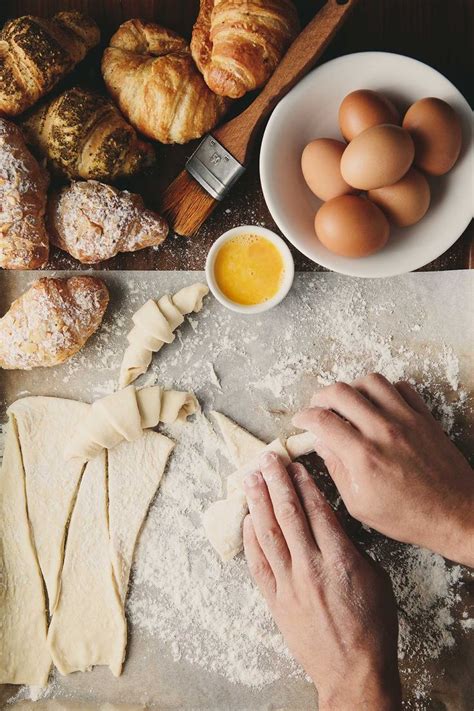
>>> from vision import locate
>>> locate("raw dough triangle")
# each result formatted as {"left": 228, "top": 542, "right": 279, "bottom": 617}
{"left": 108, "top": 430, "right": 175, "bottom": 601}
{"left": 9, "top": 397, "right": 89, "bottom": 613}
{"left": 0, "top": 419, "right": 51, "bottom": 685}
{"left": 47, "top": 452, "right": 127, "bottom": 677}
{"left": 211, "top": 411, "right": 267, "bottom": 468}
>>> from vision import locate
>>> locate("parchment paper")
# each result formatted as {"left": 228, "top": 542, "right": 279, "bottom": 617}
{"left": 0, "top": 270, "right": 473, "bottom": 711}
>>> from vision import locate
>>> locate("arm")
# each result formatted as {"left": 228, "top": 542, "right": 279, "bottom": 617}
{"left": 293, "top": 373, "right": 474, "bottom": 567}
{"left": 243, "top": 453, "right": 402, "bottom": 710}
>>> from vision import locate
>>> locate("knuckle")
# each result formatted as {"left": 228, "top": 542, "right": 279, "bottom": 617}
{"left": 300, "top": 553, "right": 325, "bottom": 583}
{"left": 248, "top": 559, "right": 270, "bottom": 581}
{"left": 329, "top": 381, "right": 351, "bottom": 398}
{"left": 366, "top": 372, "right": 389, "bottom": 386}
{"left": 314, "top": 407, "right": 333, "bottom": 427}
{"left": 276, "top": 498, "right": 299, "bottom": 523}
{"left": 261, "top": 526, "right": 282, "bottom": 548}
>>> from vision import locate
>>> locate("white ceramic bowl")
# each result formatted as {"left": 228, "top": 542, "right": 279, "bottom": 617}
{"left": 260, "top": 52, "right": 473, "bottom": 278}
{"left": 205, "top": 225, "right": 294, "bottom": 313}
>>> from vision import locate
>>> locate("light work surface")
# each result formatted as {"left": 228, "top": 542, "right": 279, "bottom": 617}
{"left": 1, "top": 271, "right": 473, "bottom": 710}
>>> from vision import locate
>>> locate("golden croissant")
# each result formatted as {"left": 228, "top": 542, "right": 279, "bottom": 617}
{"left": 102, "top": 20, "right": 229, "bottom": 144}
{"left": 0, "top": 12, "right": 100, "bottom": 116}
{"left": 21, "top": 87, "right": 155, "bottom": 181}
{"left": 191, "top": 0, "right": 299, "bottom": 98}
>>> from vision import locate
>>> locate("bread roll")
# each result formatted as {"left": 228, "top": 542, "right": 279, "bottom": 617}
{"left": 0, "top": 118, "right": 49, "bottom": 269}
{"left": 47, "top": 180, "right": 169, "bottom": 264}
{"left": 102, "top": 20, "right": 229, "bottom": 144}
{"left": 0, "top": 277, "right": 109, "bottom": 369}
{"left": 191, "top": 0, "right": 299, "bottom": 98}
{"left": 0, "top": 12, "right": 100, "bottom": 116}
{"left": 21, "top": 87, "right": 155, "bottom": 181}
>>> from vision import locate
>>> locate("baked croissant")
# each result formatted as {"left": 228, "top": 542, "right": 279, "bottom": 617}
{"left": 101, "top": 20, "right": 229, "bottom": 144}
{"left": 47, "top": 180, "right": 168, "bottom": 264}
{"left": 0, "top": 118, "right": 49, "bottom": 269}
{"left": 0, "top": 12, "right": 100, "bottom": 116}
{"left": 191, "top": 0, "right": 299, "bottom": 98}
{"left": 21, "top": 87, "right": 155, "bottom": 181}
{"left": 0, "top": 276, "right": 109, "bottom": 370}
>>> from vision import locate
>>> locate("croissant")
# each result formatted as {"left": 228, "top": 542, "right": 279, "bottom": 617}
{"left": 21, "top": 87, "right": 155, "bottom": 181}
{"left": 47, "top": 180, "right": 168, "bottom": 264}
{"left": 0, "top": 277, "right": 109, "bottom": 370}
{"left": 64, "top": 384, "right": 199, "bottom": 462}
{"left": 119, "top": 283, "right": 209, "bottom": 388}
{"left": 191, "top": 0, "right": 299, "bottom": 98}
{"left": 101, "top": 20, "right": 229, "bottom": 144}
{"left": 0, "top": 12, "right": 100, "bottom": 116}
{"left": 0, "top": 118, "right": 49, "bottom": 269}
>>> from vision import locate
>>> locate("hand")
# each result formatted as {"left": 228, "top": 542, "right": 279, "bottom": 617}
{"left": 293, "top": 373, "right": 474, "bottom": 567}
{"left": 243, "top": 453, "right": 401, "bottom": 711}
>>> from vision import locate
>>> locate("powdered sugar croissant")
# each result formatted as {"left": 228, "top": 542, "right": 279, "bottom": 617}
{"left": 0, "top": 277, "right": 109, "bottom": 370}
{"left": 47, "top": 180, "right": 168, "bottom": 264}
{"left": 119, "top": 283, "right": 209, "bottom": 388}
{"left": 102, "top": 20, "right": 229, "bottom": 144}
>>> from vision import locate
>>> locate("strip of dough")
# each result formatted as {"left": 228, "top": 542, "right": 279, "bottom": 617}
{"left": 203, "top": 414, "right": 315, "bottom": 561}
{"left": 65, "top": 384, "right": 198, "bottom": 462}
{"left": 108, "top": 430, "right": 175, "bottom": 601}
{"left": 8, "top": 397, "right": 88, "bottom": 612}
{"left": 119, "top": 283, "right": 209, "bottom": 388}
{"left": 0, "top": 417, "right": 51, "bottom": 685}
{"left": 47, "top": 452, "right": 127, "bottom": 676}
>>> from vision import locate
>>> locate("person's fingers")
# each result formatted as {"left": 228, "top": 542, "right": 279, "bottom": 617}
{"left": 351, "top": 373, "right": 414, "bottom": 421}
{"left": 243, "top": 470, "right": 291, "bottom": 575}
{"left": 258, "top": 452, "right": 318, "bottom": 558}
{"left": 243, "top": 514, "right": 276, "bottom": 599}
{"left": 292, "top": 407, "right": 365, "bottom": 473}
{"left": 288, "top": 463, "right": 356, "bottom": 561}
{"left": 394, "top": 381, "right": 432, "bottom": 416}
{"left": 310, "top": 381, "right": 384, "bottom": 436}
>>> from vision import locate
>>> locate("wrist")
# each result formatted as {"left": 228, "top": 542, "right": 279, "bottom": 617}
{"left": 317, "top": 655, "right": 401, "bottom": 711}
{"left": 423, "top": 490, "right": 474, "bottom": 567}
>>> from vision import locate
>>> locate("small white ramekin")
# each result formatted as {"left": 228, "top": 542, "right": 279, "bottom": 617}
{"left": 205, "top": 225, "right": 295, "bottom": 314}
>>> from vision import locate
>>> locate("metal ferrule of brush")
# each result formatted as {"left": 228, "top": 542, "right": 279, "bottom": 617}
{"left": 185, "top": 135, "right": 246, "bottom": 201}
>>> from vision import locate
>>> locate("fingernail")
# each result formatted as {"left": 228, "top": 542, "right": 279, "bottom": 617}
{"left": 244, "top": 471, "right": 260, "bottom": 488}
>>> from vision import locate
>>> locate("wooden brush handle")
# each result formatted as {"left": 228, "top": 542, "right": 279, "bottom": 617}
{"left": 213, "top": 0, "right": 359, "bottom": 165}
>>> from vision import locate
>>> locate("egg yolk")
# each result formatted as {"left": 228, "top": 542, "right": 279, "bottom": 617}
{"left": 214, "top": 234, "right": 285, "bottom": 306}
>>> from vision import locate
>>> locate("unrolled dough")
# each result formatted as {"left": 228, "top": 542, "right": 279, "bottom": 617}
{"left": 119, "top": 283, "right": 209, "bottom": 388}
{"left": 0, "top": 418, "right": 51, "bottom": 685}
{"left": 8, "top": 397, "right": 88, "bottom": 612}
{"left": 64, "top": 384, "right": 197, "bottom": 462}
{"left": 108, "top": 431, "right": 175, "bottom": 600}
{"left": 47, "top": 453, "right": 127, "bottom": 677}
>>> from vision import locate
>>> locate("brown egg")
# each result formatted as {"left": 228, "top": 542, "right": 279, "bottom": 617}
{"left": 368, "top": 168, "right": 430, "bottom": 227}
{"left": 339, "top": 89, "right": 400, "bottom": 141}
{"left": 301, "top": 139, "right": 355, "bottom": 201}
{"left": 314, "top": 195, "right": 390, "bottom": 258}
{"left": 340, "top": 124, "right": 414, "bottom": 190}
{"left": 402, "top": 97, "right": 462, "bottom": 175}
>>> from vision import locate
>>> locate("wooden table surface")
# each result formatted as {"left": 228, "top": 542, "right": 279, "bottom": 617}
{"left": 4, "top": 0, "right": 473, "bottom": 271}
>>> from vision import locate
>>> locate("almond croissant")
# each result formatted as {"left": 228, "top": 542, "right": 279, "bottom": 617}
{"left": 191, "top": 0, "right": 299, "bottom": 98}
{"left": 0, "top": 277, "right": 109, "bottom": 370}
{"left": 0, "top": 12, "right": 100, "bottom": 116}
{"left": 0, "top": 118, "right": 49, "bottom": 269}
{"left": 101, "top": 20, "right": 229, "bottom": 144}
{"left": 47, "top": 180, "right": 169, "bottom": 264}
{"left": 21, "top": 87, "right": 155, "bottom": 181}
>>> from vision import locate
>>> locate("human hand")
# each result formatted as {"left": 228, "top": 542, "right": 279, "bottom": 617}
{"left": 293, "top": 374, "right": 474, "bottom": 567}
{"left": 243, "top": 453, "right": 401, "bottom": 711}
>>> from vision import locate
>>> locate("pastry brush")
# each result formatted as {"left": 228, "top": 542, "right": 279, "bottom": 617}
{"left": 162, "top": 0, "right": 358, "bottom": 237}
